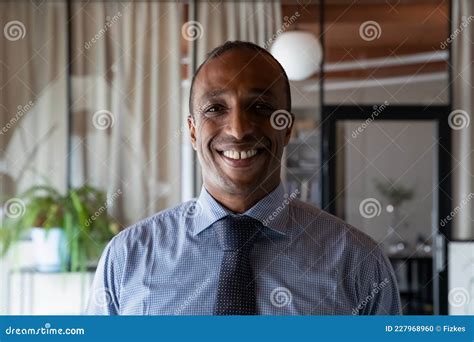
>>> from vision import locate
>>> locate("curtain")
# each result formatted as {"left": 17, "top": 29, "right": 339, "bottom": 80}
{"left": 195, "top": 1, "right": 282, "bottom": 63}
{"left": 69, "top": 2, "right": 183, "bottom": 226}
{"left": 1, "top": 2, "right": 68, "bottom": 196}
{"left": 452, "top": 0, "right": 474, "bottom": 240}
{"left": 1, "top": 2, "right": 183, "bottom": 228}
{"left": 1, "top": 1, "right": 69, "bottom": 315}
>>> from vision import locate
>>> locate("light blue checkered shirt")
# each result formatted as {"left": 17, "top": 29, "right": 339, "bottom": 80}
{"left": 86, "top": 183, "right": 402, "bottom": 315}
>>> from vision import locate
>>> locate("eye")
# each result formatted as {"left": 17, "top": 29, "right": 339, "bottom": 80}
{"left": 204, "top": 104, "right": 227, "bottom": 115}
{"left": 253, "top": 102, "right": 274, "bottom": 113}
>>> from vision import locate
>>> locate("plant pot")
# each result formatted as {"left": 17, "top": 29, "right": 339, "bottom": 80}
{"left": 30, "top": 227, "right": 68, "bottom": 272}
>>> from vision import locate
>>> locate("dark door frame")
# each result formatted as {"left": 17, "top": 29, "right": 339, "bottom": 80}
{"left": 320, "top": 105, "right": 452, "bottom": 314}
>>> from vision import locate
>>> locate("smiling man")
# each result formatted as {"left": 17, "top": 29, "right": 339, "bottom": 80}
{"left": 86, "top": 41, "right": 402, "bottom": 315}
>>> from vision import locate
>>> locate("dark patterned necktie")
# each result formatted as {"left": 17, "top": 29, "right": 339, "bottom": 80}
{"left": 212, "top": 215, "right": 263, "bottom": 315}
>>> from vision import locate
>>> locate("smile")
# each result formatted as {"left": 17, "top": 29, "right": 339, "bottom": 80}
{"left": 215, "top": 147, "right": 265, "bottom": 168}
{"left": 222, "top": 149, "right": 258, "bottom": 160}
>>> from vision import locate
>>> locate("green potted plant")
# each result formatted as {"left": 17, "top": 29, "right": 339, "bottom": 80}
{"left": 65, "top": 185, "right": 119, "bottom": 272}
{"left": 1, "top": 185, "right": 66, "bottom": 272}
{"left": 374, "top": 178, "right": 415, "bottom": 253}
{"left": 374, "top": 178, "right": 415, "bottom": 208}
{"left": 0, "top": 184, "right": 118, "bottom": 272}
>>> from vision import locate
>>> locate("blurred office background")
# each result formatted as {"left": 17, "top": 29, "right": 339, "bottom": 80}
{"left": 0, "top": 0, "right": 472, "bottom": 315}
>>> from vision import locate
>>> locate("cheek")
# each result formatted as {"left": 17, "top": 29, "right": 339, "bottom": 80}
{"left": 196, "top": 120, "right": 217, "bottom": 155}
{"left": 270, "top": 131, "right": 287, "bottom": 152}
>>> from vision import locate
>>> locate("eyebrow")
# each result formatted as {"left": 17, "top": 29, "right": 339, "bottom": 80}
{"left": 200, "top": 88, "right": 277, "bottom": 101}
{"left": 200, "top": 89, "right": 230, "bottom": 100}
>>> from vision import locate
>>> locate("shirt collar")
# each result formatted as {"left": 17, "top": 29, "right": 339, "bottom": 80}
{"left": 192, "top": 183, "right": 290, "bottom": 236}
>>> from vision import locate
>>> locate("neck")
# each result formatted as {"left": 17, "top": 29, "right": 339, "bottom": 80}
{"left": 204, "top": 181, "right": 280, "bottom": 213}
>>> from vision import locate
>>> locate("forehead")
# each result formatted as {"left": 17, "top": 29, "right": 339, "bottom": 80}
{"left": 194, "top": 49, "right": 286, "bottom": 100}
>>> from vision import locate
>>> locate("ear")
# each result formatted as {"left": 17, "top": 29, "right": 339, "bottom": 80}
{"left": 187, "top": 115, "right": 197, "bottom": 150}
{"left": 283, "top": 112, "right": 295, "bottom": 146}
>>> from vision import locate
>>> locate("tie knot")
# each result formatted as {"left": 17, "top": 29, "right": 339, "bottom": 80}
{"left": 213, "top": 215, "right": 263, "bottom": 251}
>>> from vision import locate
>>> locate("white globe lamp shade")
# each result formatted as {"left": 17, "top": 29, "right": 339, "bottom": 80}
{"left": 270, "top": 31, "right": 322, "bottom": 81}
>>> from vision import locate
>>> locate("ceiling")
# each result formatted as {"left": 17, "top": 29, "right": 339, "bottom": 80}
{"left": 282, "top": 0, "right": 449, "bottom": 79}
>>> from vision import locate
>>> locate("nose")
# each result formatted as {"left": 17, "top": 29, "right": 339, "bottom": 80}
{"left": 225, "top": 108, "right": 254, "bottom": 140}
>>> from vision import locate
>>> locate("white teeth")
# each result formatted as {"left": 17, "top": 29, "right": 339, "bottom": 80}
{"left": 245, "top": 150, "right": 257, "bottom": 158}
{"left": 222, "top": 149, "right": 258, "bottom": 160}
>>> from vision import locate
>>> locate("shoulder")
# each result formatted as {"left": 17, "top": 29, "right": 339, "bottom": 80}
{"left": 288, "top": 199, "right": 396, "bottom": 292}
{"left": 107, "top": 199, "right": 196, "bottom": 252}
{"left": 288, "top": 198, "right": 387, "bottom": 263}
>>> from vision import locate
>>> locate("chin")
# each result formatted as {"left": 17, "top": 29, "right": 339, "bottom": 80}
{"left": 216, "top": 177, "right": 259, "bottom": 195}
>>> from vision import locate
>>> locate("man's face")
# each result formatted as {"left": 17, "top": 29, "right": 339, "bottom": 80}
{"left": 188, "top": 49, "right": 293, "bottom": 198}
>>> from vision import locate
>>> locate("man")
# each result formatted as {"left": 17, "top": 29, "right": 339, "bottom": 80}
{"left": 86, "top": 41, "right": 402, "bottom": 315}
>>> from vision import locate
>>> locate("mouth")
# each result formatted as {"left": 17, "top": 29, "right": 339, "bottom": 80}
{"left": 214, "top": 147, "right": 266, "bottom": 168}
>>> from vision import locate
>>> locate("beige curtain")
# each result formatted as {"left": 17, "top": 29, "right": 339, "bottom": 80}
{"left": 69, "top": 2, "right": 182, "bottom": 226}
{"left": 1, "top": 2, "right": 183, "bottom": 228}
{"left": 0, "top": 1, "right": 69, "bottom": 315}
{"left": 1, "top": 2, "right": 68, "bottom": 196}
{"left": 196, "top": 1, "right": 282, "bottom": 63}
{"left": 452, "top": 0, "right": 474, "bottom": 240}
